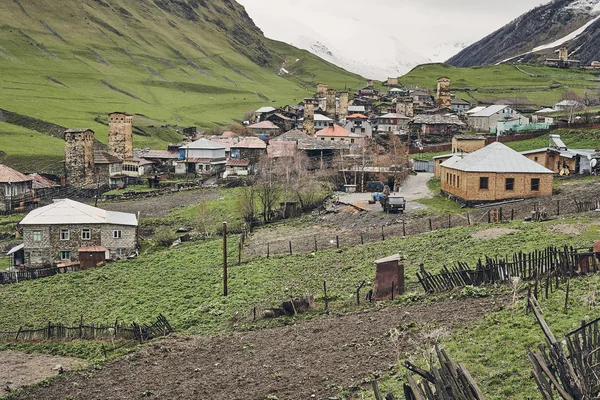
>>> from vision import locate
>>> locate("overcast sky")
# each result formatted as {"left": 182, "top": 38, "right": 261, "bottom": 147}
{"left": 238, "top": 0, "right": 549, "bottom": 61}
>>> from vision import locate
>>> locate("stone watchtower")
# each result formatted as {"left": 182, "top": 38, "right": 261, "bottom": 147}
{"left": 303, "top": 98, "right": 315, "bottom": 136}
{"left": 317, "top": 83, "right": 328, "bottom": 98}
{"left": 436, "top": 77, "right": 452, "bottom": 109}
{"left": 326, "top": 89, "right": 337, "bottom": 118}
{"left": 107, "top": 112, "right": 133, "bottom": 160}
{"left": 339, "top": 91, "right": 349, "bottom": 121}
{"left": 396, "top": 97, "right": 414, "bottom": 118}
{"left": 64, "top": 129, "right": 95, "bottom": 188}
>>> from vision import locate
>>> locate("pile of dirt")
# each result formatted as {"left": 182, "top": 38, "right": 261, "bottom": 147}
{"left": 0, "top": 351, "right": 84, "bottom": 392}
{"left": 472, "top": 228, "right": 519, "bottom": 240}
{"left": 548, "top": 224, "right": 587, "bottom": 236}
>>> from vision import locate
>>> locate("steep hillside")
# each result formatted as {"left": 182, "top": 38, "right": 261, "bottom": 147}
{"left": 447, "top": 0, "right": 600, "bottom": 67}
{"left": 0, "top": 0, "right": 364, "bottom": 171}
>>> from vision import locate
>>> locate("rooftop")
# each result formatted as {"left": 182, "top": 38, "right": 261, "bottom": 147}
{"left": 0, "top": 165, "right": 32, "bottom": 183}
{"left": 440, "top": 142, "right": 554, "bottom": 174}
{"left": 469, "top": 105, "right": 510, "bottom": 117}
{"left": 315, "top": 124, "right": 351, "bottom": 137}
{"left": 182, "top": 138, "right": 226, "bottom": 150}
{"left": 94, "top": 150, "right": 122, "bottom": 164}
{"left": 248, "top": 121, "right": 280, "bottom": 130}
{"left": 20, "top": 199, "right": 138, "bottom": 226}
{"left": 255, "top": 106, "right": 276, "bottom": 114}
{"left": 233, "top": 137, "right": 267, "bottom": 149}
{"left": 378, "top": 113, "right": 409, "bottom": 119}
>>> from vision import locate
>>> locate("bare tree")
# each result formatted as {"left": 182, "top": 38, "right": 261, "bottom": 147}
{"left": 236, "top": 183, "right": 257, "bottom": 233}
{"left": 560, "top": 89, "right": 585, "bottom": 125}
{"left": 255, "top": 155, "right": 282, "bottom": 223}
{"left": 195, "top": 200, "right": 218, "bottom": 237}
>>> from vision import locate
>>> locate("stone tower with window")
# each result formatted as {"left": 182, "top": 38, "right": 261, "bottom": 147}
{"left": 64, "top": 129, "right": 95, "bottom": 187}
{"left": 107, "top": 112, "right": 133, "bottom": 160}
{"left": 326, "top": 89, "right": 337, "bottom": 118}
{"left": 339, "top": 91, "right": 349, "bottom": 121}
{"left": 303, "top": 98, "right": 315, "bottom": 136}
{"left": 317, "top": 83, "right": 328, "bottom": 98}
{"left": 436, "top": 77, "right": 452, "bottom": 109}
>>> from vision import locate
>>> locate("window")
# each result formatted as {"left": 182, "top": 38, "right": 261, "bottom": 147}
{"left": 32, "top": 230, "right": 42, "bottom": 241}
{"left": 457, "top": 176, "right": 460, "bottom": 188}
{"left": 113, "top": 230, "right": 122, "bottom": 239}
{"left": 351, "top": 139, "right": 355, "bottom": 144}
{"left": 505, "top": 178, "right": 515, "bottom": 191}
{"left": 81, "top": 228, "right": 91, "bottom": 240}
{"left": 60, "top": 251, "right": 71, "bottom": 261}
{"left": 479, "top": 177, "right": 489, "bottom": 190}
{"left": 60, "top": 229, "right": 70, "bottom": 240}
{"left": 534, "top": 156, "right": 538, "bottom": 162}
{"left": 531, "top": 178, "right": 540, "bottom": 191}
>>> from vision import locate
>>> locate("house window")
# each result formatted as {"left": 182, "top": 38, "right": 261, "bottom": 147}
{"left": 505, "top": 178, "right": 515, "bottom": 191}
{"left": 534, "top": 156, "right": 538, "bottom": 162}
{"left": 60, "top": 229, "right": 70, "bottom": 240}
{"left": 60, "top": 251, "right": 71, "bottom": 260}
{"left": 81, "top": 228, "right": 91, "bottom": 240}
{"left": 457, "top": 176, "right": 460, "bottom": 188}
{"left": 32, "top": 230, "right": 42, "bottom": 241}
{"left": 531, "top": 178, "right": 540, "bottom": 191}
{"left": 113, "top": 230, "right": 122, "bottom": 239}
{"left": 351, "top": 139, "right": 355, "bottom": 144}
{"left": 479, "top": 177, "right": 489, "bottom": 190}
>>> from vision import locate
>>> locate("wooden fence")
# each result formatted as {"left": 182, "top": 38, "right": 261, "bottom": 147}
{"left": 0, "top": 264, "right": 81, "bottom": 285}
{"left": 417, "top": 246, "right": 595, "bottom": 293}
{"left": 0, "top": 314, "right": 173, "bottom": 343}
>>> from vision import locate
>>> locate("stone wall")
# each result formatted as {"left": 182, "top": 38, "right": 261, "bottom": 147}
{"left": 64, "top": 130, "right": 95, "bottom": 188}
{"left": 436, "top": 77, "right": 451, "bottom": 109}
{"left": 452, "top": 138, "right": 486, "bottom": 153}
{"left": 23, "top": 223, "right": 136, "bottom": 267}
{"left": 108, "top": 113, "right": 133, "bottom": 160}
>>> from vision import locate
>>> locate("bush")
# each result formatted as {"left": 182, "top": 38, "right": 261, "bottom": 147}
{"left": 153, "top": 227, "right": 177, "bottom": 247}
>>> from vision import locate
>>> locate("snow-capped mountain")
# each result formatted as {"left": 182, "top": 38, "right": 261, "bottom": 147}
{"left": 448, "top": 0, "right": 600, "bottom": 67}
{"left": 238, "top": 0, "right": 545, "bottom": 80}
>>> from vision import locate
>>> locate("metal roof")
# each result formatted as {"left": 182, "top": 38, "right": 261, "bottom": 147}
{"left": 248, "top": 121, "right": 280, "bottom": 130}
{"left": 440, "top": 142, "right": 554, "bottom": 174}
{"left": 315, "top": 124, "right": 351, "bottom": 137}
{"left": 255, "top": 106, "right": 276, "bottom": 114}
{"left": 0, "top": 165, "right": 32, "bottom": 183}
{"left": 378, "top": 113, "right": 409, "bottom": 119}
{"left": 469, "top": 105, "right": 509, "bottom": 118}
{"left": 94, "top": 150, "right": 122, "bottom": 164}
{"left": 466, "top": 106, "right": 486, "bottom": 115}
{"left": 314, "top": 114, "right": 333, "bottom": 121}
{"left": 413, "top": 114, "right": 465, "bottom": 125}
{"left": 182, "top": 138, "right": 226, "bottom": 150}
{"left": 232, "top": 137, "right": 267, "bottom": 149}
{"left": 20, "top": 199, "right": 138, "bottom": 226}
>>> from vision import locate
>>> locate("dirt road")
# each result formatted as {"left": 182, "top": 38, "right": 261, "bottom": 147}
{"left": 14, "top": 295, "right": 506, "bottom": 400}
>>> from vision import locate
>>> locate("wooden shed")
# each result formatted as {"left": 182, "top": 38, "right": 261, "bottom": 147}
{"left": 373, "top": 254, "right": 404, "bottom": 300}
{"left": 78, "top": 246, "right": 108, "bottom": 270}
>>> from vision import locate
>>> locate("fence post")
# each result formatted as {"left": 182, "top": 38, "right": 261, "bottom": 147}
{"left": 360, "top": 232, "right": 364, "bottom": 245}
{"left": 238, "top": 239, "right": 242, "bottom": 266}
{"left": 289, "top": 240, "right": 292, "bottom": 255}
{"left": 336, "top": 235, "right": 339, "bottom": 249}
{"left": 323, "top": 281, "right": 328, "bottom": 311}
{"left": 402, "top": 219, "right": 406, "bottom": 237}
{"left": 448, "top": 214, "right": 451, "bottom": 229}
{"left": 223, "top": 221, "right": 228, "bottom": 297}
{"left": 556, "top": 200, "right": 560, "bottom": 216}
{"left": 381, "top": 226, "right": 385, "bottom": 241}
{"left": 429, "top": 218, "right": 433, "bottom": 231}
{"left": 511, "top": 209, "right": 514, "bottom": 221}
{"left": 314, "top": 236, "right": 318, "bottom": 252}
{"left": 267, "top": 243, "right": 270, "bottom": 258}
{"left": 467, "top": 212, "right": 470, "bottom": 225}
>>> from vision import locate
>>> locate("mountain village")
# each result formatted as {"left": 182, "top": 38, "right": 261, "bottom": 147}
{"left": 3, "top": 0, "right": 600, "bottom": 399}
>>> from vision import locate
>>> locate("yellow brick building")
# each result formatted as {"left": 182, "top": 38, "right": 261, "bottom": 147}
{"left": 440, "top": 142, "right": 554, "bottom": 204}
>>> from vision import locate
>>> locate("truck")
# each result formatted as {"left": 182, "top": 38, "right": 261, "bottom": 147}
{"left": 379, "top": 193, "right": 406, "bottom": 213}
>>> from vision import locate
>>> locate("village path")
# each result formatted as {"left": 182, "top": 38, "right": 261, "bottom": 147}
{"left": 12, "top": 294, "right": 507, "bottom": 400}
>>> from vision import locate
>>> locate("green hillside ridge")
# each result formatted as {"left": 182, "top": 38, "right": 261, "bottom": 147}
{"left": 401, "top": 63, "right": 600, "bottom": 106}
{"left": 0, "top": 0, "right": 364, "bottom": 163}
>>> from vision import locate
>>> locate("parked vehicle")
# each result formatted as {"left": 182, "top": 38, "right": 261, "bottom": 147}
{"left": 365, "top": 181, "right": 384, "bottom": 192}
{"left": 380, "top": 194, "right": 406, "bottom": 213}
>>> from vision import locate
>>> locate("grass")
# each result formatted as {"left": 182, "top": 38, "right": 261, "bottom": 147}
{"left": 414, "top": 177, "right": 464, "bottom": 214}
{"left": 0, "top": 0, "right": 365, "bottom": 172}
{"left": 401, "top": 63, "right": 600, "bottom": 107}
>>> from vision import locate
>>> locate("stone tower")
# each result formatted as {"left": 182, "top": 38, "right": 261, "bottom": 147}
{"left": 64, "top": 129, "right": 95, "bottom": 188}
{"left": 436, "top": 77, "right": 452, "bottom": 109}
{"left": 326, "top": 89, "right": 337, "bottom": 118}
{"left": 317, "top": 83, "right": 328, "bottom": 98}
{"left": 338, "top": 91, "right": 349, "bottom": 121}
{"left": 108, "top": 112, "right": 133, "bottom": 160}
{"left": 558, "top": 46, "right": 568, "bottom": 61}
{"left": 396, "top": 97, "right": 414, "bottom": 118}
{"left": 303, "top": 98, "right": 315, "bottom": 136}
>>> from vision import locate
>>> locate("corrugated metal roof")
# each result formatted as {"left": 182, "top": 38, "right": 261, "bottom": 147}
{"left": 142, "top": 150, "right": 179, "bottom": 159}
{"left": 255, "top": 106, "right": 276, "bottom": 114}
{"left": 182, "top": 138, "right": 226, "bottom": 150}
{"left": 248, "top": 121, "right": 280, "bottom": 130}
{"left": 466, "top": 106, "right": 486, "bottom": 115}
{"left": 348, "top": 105, "right": 365, "bottom": 112}
{"left": 378, "top": 113, "right": 409, "bottom": 119}
{"left": 232, "top": 137, "right": 267, "bottom": 149}
{"left": 469, "top": 105, "right": 509, "bottom": 117}
{"left": 221, "top": 131, "right": 238, "bottom": 138}
{"left": 0, "top": 165, "right": 32, "bottom": 183}
{"left": 441, "top": 142, "right": 554, "bottom": 174}
{"left": 20, "top": 199, "right": 138, "bottom": 226}
{"left": 314, "top": 114, "right": 333, "bottom": 121}
{"left": 226, "top": 159, "right": 250, "bottom": 167}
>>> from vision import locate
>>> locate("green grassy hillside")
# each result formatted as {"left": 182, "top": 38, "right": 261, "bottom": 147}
{"left": 401, "top": 63, "right": 600, "bottom": 107}
{"left": 0, "top": 0, "right": 364, "bottom": 171}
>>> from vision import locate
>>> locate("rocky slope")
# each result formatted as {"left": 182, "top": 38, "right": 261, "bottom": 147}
{"left": 447, "top": 0, "right": 600, "bottom": 66}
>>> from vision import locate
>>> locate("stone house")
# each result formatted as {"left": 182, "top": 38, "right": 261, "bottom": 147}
{"left": 0, "top": 165, "right": 33, "bottom": 213}
{"left": 315, "top": 124, "right": 364, "bottom": 147}
{"left": 19, "top": 199, "right": 138, "bottom": 268}
{"left": 412, "top": 114, "right": 465, "bottom": 137}
{"left": 93, "top": 150, "right": 125, "bottom": 187}
{"left": 314, "top": 114, "right": 334, "bottom": 130}
{"left": 266, "top": 113, "right": 293, "bottom": 132}
{"left": 439, "top": 142, "right": 554, "bottom": 205}
{"left": 344, "top": 114, "right": 373, "bottom": 138}
{"left": 122, "top": 158, "right": 156, "bottom": 179}
{"left": 375, "top": 113, "right": 410, "bottom": 134}
{"left": 223, "top": 159, "right": 250, "bottom": 178}
{"left": 230, "top": 137, "right": 267, "bottom": 170}
{"left": 247, "top": 121, "right": 281, "bottom": 138}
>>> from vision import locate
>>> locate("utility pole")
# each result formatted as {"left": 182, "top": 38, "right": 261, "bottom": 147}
{"left": 223, "top": 221, "right": 228, "bottom": 296}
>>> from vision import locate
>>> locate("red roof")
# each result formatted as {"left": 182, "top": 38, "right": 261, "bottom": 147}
{"left": 186, "top": 158, "right": 226, "bottom": 164}
{"left": 315, "top": 124, "right": 351, "bottom": 138}
{"left": 347, "top": 113, "right": 368, "bottom": 120}
{"left": 226, "top": 159, "right": 250, "bottom": 167}
{"left": 0, "top": 165, "right": 32, "bottom": 183}
{"left": 78, "top": 246, "right": 108, "bottom": 253}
